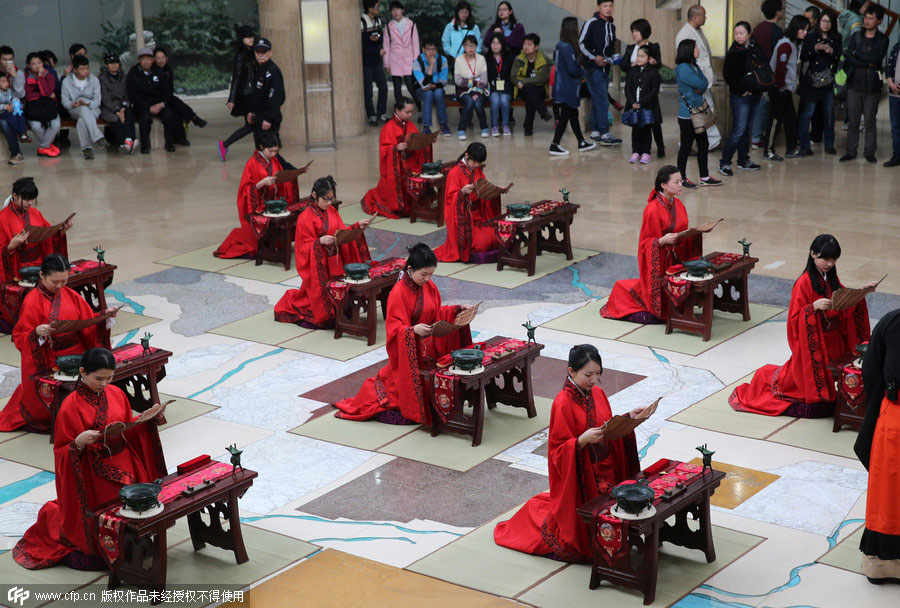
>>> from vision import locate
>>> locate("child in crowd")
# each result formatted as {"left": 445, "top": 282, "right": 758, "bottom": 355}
{"left": 623, "top": 46, "right": 661, "bottom": 164}
{"left": 0, "top": 72, "right": 26, "bottom": 164}
{"left": 61, "top": 55, "right": 105, "bottom": 159}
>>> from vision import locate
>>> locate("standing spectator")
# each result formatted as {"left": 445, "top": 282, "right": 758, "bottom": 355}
{"left": 443, "top": 1, "right": 482, "bottom": 60}
{"left": 218, "top": 25, "right": 257, "bottom": 161}
{"left": 797, "top": 9, "right": 841, "bottom": 156}
{"left": 126, "top": 47, "right": 178, "bottom": 153}
{"left": 762, "top": 15, "right": 806, "bottom": 161}
{"left": 841, "top": 4, "right": 888, "bottom": 163}
{"left": 839, "top": 0, "right": 868, "bottom": 56}
{"left": 154, "top": 47, "right": 207, "bottom": 147}
{"left": 61, "top": 55, "right": 105, "bottom": 159}
{"left": 511, "top": 33, "right": 551, "bottom": 136}
{"left": 719, "top": 22, "right": 764, "bottom": 176}
{"left": 361, "top": 1, "right": 388, "bottom": 126}
{"left": 550, "top": 17, "right": 595, "bottom": 155}
{"left": 0, "top": 47, "right": 25, "bottom": 101}
{"left": 98, "top": 52, "right": 137, "bottom": 154}
{"left": 623, "top": 46, "right": 660, "bottom": 164}
{"left": 0, "top": 71, "right": 26, "bottom": 164}
{"left": 750, "top": 0, "right": 784, "bottom": 149}
{"left": 623, "top": 19, "right": 664, "bottom": 157}
{"left": 247, "top": 37, "right": 286, "bottom": 148}
{"left": 676, "top": 4, "right": 721, "bottom": 150}
{"left": 454, "top": 35, "right": 488, "bottom": 139}
{"left": 483, "top": 2, "right": 525, "bottom": 53}
{"left": 383, "top": 1, "right": 420, "bottom": 107}
{"left": 675, "top": 39, "right": 720, "bottom": 188}
{"left": 485, "top": 33, "right": 514, "bottom": 137}
{"left": 412, "top": 39, "right": 450, "bottom": 136}
{"left": 23, "top": 52, "right": 60, "bottom": 158}
{"left": 62, "top": 44, "right": 86, "bottom": 78}
{"left": 884, "top": 36, "right": 900, "bottom": 167}
{"left": 804, "top": 5, "right": 821, "bottom": 28}
{"left": 579, "top": 1, "right": 621, "bottom": 145}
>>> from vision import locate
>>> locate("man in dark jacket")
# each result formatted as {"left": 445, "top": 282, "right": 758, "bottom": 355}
{"left": 841, "top": 3, "right": 889, "bottom": 163}
{"left": 248, "top": 37, "right": 286, "bottom": 148}
{"left": 578, "top": 1, "right": 621, "bottom": 145}
{"left": 125, "top": 47, "right": 178, "bottom": 153}
{"left": 98, "top": 52, "right": 137, "bottom": 152}
{"left": 361, "top": 0, "right": 388, "bottom": 125}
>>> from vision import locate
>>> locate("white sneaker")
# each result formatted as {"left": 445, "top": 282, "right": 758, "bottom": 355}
{"left": 458, "top": 131, "right": 467, "bottom": 140}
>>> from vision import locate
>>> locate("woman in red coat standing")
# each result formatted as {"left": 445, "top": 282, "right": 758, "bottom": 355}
{"left": 274, "top": 176, "right": 372, "bottom": 328}
{"left": 494, "top": 344, "right": 642, "bottom": 562}
{"left": 600, "top": 165, "right": 701, "bottom": 324}
{"left": 362, "top": 97, "right": 432, "bottom": 218}
{"left": 214, "top": 132, "right": 300, "bottom": 259}
{"left": 433, "top": 142, "right": 501, "bottom": 263}
{"left": 730, "top": 234, "right": 872, "bottom": 416}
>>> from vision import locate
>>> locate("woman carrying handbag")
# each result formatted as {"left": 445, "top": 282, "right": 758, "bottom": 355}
{"left": 675, "top": 39, "right": 721, "bottom": 187}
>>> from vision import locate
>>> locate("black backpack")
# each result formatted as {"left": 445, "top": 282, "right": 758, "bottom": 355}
{"left": 740, "top": 44, "right": 774, "bottom": 92}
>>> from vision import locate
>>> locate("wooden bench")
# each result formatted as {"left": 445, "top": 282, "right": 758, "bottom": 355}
{"left": 444, "top": 97, "right": 553, "bottom": 109}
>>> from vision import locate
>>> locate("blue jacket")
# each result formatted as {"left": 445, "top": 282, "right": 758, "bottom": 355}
{"left": 552, "top": 41, "right": 583, "bottom": 108}
{"left": 442, "top": 21, "right": 482, "bottom": 57}
{"left": 675, "top": 62, "right": 708, "bottom": 120}
{"left": 412, "top": 52, "right": 449, "bottom": 87}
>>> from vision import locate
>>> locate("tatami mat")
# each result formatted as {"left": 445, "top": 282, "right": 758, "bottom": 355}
{"left": 541, "top": 298, "right": 639, "bottom": 341}
{"left": 0, "top": 550, "right": 103, "bottom": 608}
{"left": 338, "top": 204, "right": 374, "bottom": 226}
{"left": 289, "top": 411, "right": 419, "bottom": 452}
{"left": 434, "top": 261, "right": 471, "bottom": 277}
{"left": 450, "top": 249, "right": 595, "bottom": 289}
{"left": 0, "top": 335, "right": 18, "bottom": 366}
{"left": 209, "top": 310, "right": 311, "bottom": 345}
{"left": 0, "top": 432, "right": 53, "bottom": 471}
{"left": 280, "top": 327, "right": 387, "bottom": 361}
{"left": 112, "top": 310, "right": 162, "bottom": 336}
{"left": 767, "top": 416, "right": 858, "bottom": 460}
{"left": 816, "top": 525, "right": 865, "bottom": 575}
{"left": 156, "top": 393, "right": 218, "bottom": 429}
{"left": 379, "top": 397, "right": 551, "bottom": 472}
{"left": 372, "top": 217, "right": 440, "bottom": 236}
{"left": 620, "top": 304, "right": 783, "bottom": 356}
{"left": 668, "top": 374, "right": 794, "bottom": 440}
{"left": 219, "top": 260, "right": 298, "bottom": 284}
{"left": 157, "top": 245, "right": 243, "bottom": 273}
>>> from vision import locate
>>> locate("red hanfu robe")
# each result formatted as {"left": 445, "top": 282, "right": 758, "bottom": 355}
{"left": 0, "top": 203, "right": 68, "bottom": 283}
{"left": 433, "top": 161, "right": 502, "bottom": 263}
{"left": 601, "top": 190, "right": 701, "bottom": 321}
{"left": 334, "top": 272, "right": 471, "bottom": 424}
{"left": 494, "top": 380, "right": 640, "bottom": 562}
{"left": 213, "top": 151, "right": 300, "bottom": 259}
{"left": 13, "top": 383, "right": 166, "bottom": 569}
{"left": 730, "top": 272, "right": 870, "bottom": 415}
{"left": 0, "top": 286, "right": 100, "bottom": 432}
{"left": 361, "top": 116, "right": 432, "bottom": 218}
{"left": 274, "top": 204, "right": 371, "bottom": 328}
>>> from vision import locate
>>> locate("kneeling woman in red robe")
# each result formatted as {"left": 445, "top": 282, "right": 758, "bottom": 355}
{"left": 0, "top": 254, "right": 117, "bottom": 433}
{"left": 600, "top": 165, "right": 701, "bottom": 324}
{"left": 334, "top": 243, "right": 473, "bottom": 425}
{"left": 275, "top": 176, "right": 373, "bottom": 328}
{"left": 361, "top": 97, "right": 432, "bottom": 218}
{"left": 433, "top": 143, "right": 502, "bottom": 264}
{"left": 214, "top": 132, "right": 300, "bottom": 259}
{"left": 730, "top": 234, "right": 873, "bottom": 416}
{"left": 0, "top": 177, "right": 72, "bottom": 284}
{"left": 494, "top": 344, "right": 642, "bottom": 562}
{"left": 13, "top": 348, "right": 167, "bottom": 571}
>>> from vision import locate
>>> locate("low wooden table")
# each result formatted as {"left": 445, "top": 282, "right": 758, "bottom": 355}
{"left": 577, "top": 467, "right": 726, "bottom": 605}
{"left": 92, "top": 467, "right": 258, "bottom": 601}
{"left": 666, "top": 253, "right": 759, "bottom": 342}
{"left": 408, "top": 172, "right": 447, "bottom": 226}
{"left": 253, "top": 199, "right": 343, "bottom": 270}
{"left": 37, "top": 344, "right": 172, "bottom": 441}
{"left": 330, "top": 271, "right": 397, "bottom": 346}
{"left": 422, "top": 337, "right": 544, "bottom": 446}
{"left": 495, "top": 201, "right": 579, "bottom": 276}
{"left": 828, "top": 353, "right": 865, "bottom": 432}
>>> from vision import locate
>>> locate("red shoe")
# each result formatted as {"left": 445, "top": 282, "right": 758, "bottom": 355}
{"left": 37, "top": 146, "right": 60, "bottom": 157}
{"left": 49, "top": 144, "right": 60, "bottom": 155}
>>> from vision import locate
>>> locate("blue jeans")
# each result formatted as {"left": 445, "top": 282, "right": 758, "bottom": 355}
{"left": 798, "top": 90, "right": 835, "bottom": 150}
{"left": 416, "top": 87, "right": 447, "bottom": 129}
{"left": 751, "top": 91, "right": 769, "bottom": 142}
{"left": 0, "top": 111, "right": 24, "bottom": 155}
{"left": 490, "top": 92, "right": 511, "bottom": 127}
{"left": 721, "top": 93, "right": 761, "bottom": 166}
{"left": 584, "top": 68, "right": 610, "bottom": 134}
{"left": 458, "top": 93, "right": 487, "bottom": 131}
{"left": 891, "top": 96, "right": 900, "bottom": 160}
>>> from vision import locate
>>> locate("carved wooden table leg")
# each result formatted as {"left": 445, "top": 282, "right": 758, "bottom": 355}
{"left": 702, "top": 287, "right": 715, "bottom": 342}
{"left": 472, "top": 379, "right": 487, "bottom": 447}
{"left": 700, "top": 490, "right": 716, "bottom": 563}
{"left": 365, "top": 289, "right": 377, "bottom": 346}
{"left": 642, "top": 523, "right": 660, "bottom": 605}
{"left": 740, "top": 269, "right": 751, "bottom": 321}
{"left": 526, "top": 229, "right": 539, "bottom": 276}
{"left": 228, "top": 488, "right": 250, "bottom": 564}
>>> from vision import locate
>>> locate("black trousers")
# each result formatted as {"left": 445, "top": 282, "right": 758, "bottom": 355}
{"left": 391, "top": 75, "right": 419, "bottom": 108}
{"left": 652, "top": 123, "right": 665, "bottom": 152}
{"left": 631, "top": 125, "right": 652, "bottom": 154}
{"left": 552, "top": 103, "right": 584, "bottom": 145}
{"left": 106, "top": 108, "right": 136, "bottom": 144}
{"left": 765, "top": 89, "right": 798, "bottom": 152}
{"left": 364, "top": 62, "right": 388, "bottom": 118}
{"left": 136, "top": 106, "right": 177, "bottom": 147}
{"left": 677, "top": 117, "right": 709, "bottom": 179}
{"left": 252, "top": 118, "right": 282, "bottom": 148}
{"left": 519, "top": 84, "right": 548, "bottom": 131}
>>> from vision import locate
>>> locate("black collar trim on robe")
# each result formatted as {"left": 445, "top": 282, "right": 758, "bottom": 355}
{"left": 458, "top": 160, "right": 474, "bottom": 180}
{"left": 564, "top": 377, "right": 596, "bottom": 428}
{"left": 76, "top": 381, "right": 110, "bottom": 429}
{"left": 391, "top": 114, "right": 407, "bottom": 128}
{"left": 36, "top": 283, "right": 55, "bottom": 301}
{"left": 400, "top": 271, "right": 421, "bottom": 293}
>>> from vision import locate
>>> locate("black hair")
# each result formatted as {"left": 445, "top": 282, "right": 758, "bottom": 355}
{"left": 405, "top": 242, "right": 438, "bottom": 271}
{"left": 235, "top": 25, "right": 257, "bottom": 55}
{"left": 568, "top": 344, "right": 603, "bottom": 374}
{"left": 68, "top": 43, "right": 86, "bottom": 58}
{"left": 817, "top": 8, "right": 838, "bottom": 37}
{"left": 459, "top": 141, "right": 487, "bottom": 163}
{"left": 675, "top": 39, "right": 697, "bottom": 65}
{"left": 804, "top": 5, "right": 821, "bottom": 22}
{"left": 524, "top": 32, "right": 541, "bottom": 47}
{"left": 81, "top": 347, "right": 117, "bottom": 374}
{"left": 41, "top": 253, "right": 70, "bottom": 275}
{"left": 654, "top": 165, "right": 680, "bottom": 193}
{"left": 849, "top": 0, "right": 866, "bottom": 14}
{"left": 0, "top": 46, "right": 13, "bottom": 57}
{"left": 25, "top": 52, "right": 44, "bottom": 68}
{"left": 311, "top": 175, "right": 336, "bottom": 198}
{"left": 559, "top": 17, "right": 581, "bottom": 53}
{"left": 0, "top": 71, "right": 7, "bottom": 80}
{"left": 866, "top": 3, "right": 885, "bottom": 22}
{"left": 453, "top": 1, "right": 475, "bottom": 29}
{"left": 462, "top": 34, "right": 479, "bottom": 48}
{"left": 388, "top": 0, "right": 404, "bottom": 11}
{"left": 761, "top": 0, "right": 783, "bottom": 20}
{"left": 486, "top": 32, "right": 508, "bottom": 56}
{"left": 734, "top": 21, "right": 752, "bottom": 37}
{"left": 805, "top": 234, "right": 842, "bottom": 295}
{"left": 72, "top": 55, "right": 89, "bottom": 69}
{"left": 12, "top": 177, "right": 38, "bottom": 199}
{"left": 490, "top": 2, "right": 518, "bottom": 30}
{"left": 41, "top": 49, "right": 58, "bottom": 64}
{"left": 363, "top": 0, "right": 379, "bottom": 10}
{"left": 257, "top": 131, "right": 280, "bottom": 149}
{"left": 630, "top": 18, "right": 652, "bottom": 40}
{"left": 155, "top": 47, "right": 169, "bottom": 57}
{"left": 785, "top": 14, "right": 808, "bottom": 42}
{"left": 422, "top": 38, "right": 438, "bottom": 48}
{"left": 394, "top": 96, "right": 415, "bottom": 112}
